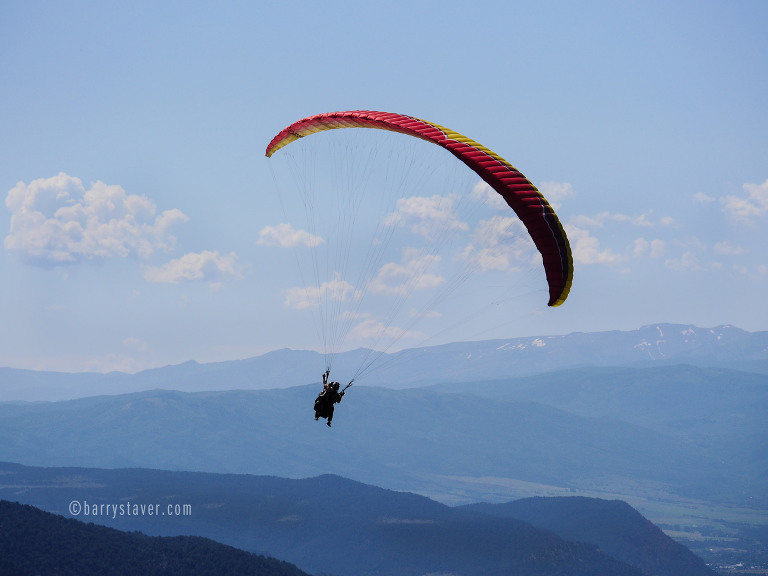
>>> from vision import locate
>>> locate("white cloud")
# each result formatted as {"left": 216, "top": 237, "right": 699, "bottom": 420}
{"left": 569, "top": 214, "right": 603, "bottom": 228}
{"left": 472, "top": 180, "right": 574, "bottom": 212}
{"left": 471, "top": 181, "right": 508, "bottom": 210}
{"left": 721, "top": 178, "right": 768, "bottom": 221}
{"left": 665, "top": 251, "right": 703, "bottom": 271}
{"left": 713, "top": 240, "right": 744, "bottom": 255}
{"left": 730, "top": 262, "right": 768, "bottom": 277}
{"left": 565, "top": 224, "right": 619, "bottom": 265}
{"left": 537, "top": 181, "right": 574, "bottom": 209}
{"left": 410, "top": 308, "right": 441, "bottom": 319}
{"left": 461, "top": 216, "right": 536, "bottom": 272}
{"left": 144, "top": 250, "right": 241, "bottom": 284}
{"left": 571, "top": 211, "right": 658, "bottom": 229}
{"left": 662, "top": 237, "right": 733, "bottom": 272}
{"left": 733, "top": 264, "right": 749, "bottom": 275}
{"left": 337, "top": 310, "right": 370, "bottom": 321}
{"left": 347, "top": 317, "right": 424, "bottom": 343}
{"left": 368, "top": 248, "right": 444, "bottom": 295}
{"left": 4, "top": 173, "right": 188, "bottom": 266}
{"left": 649, "top": 239, "right": 666, "bottom": 258}
{"left": 284, "top": 274, "right": 360, "bottom": 310}
{"left": 383, "top": 194, "right": 468, "bottom": 239}
{"left": 122, "top": 336, "right": 149, "bottom": 353}
{"left": 694, "top": 192, "right": 716, "bottom": 204}
{"left": 633, "top": 238, "right": 665, "bottom": 258}
{"left": 630, "top": 213, "right": 654, "bottom": 227}
{"left": 256, "top": 222, "right": 324, "bottom": 248}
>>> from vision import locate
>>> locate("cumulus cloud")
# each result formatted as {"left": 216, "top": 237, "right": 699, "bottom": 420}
{"left": 537, "top": 181, "right": 574, "bottom": 209}
{"left": 471, "top": 181, "right": 508, "bottom": 210}
{"left": 368, "top": 248, "right": 444, "bottom": 295}
{"left": 144, "top": 251, "right": 241, "bottom": 284}
{"left": 472, "top": 180, "right": 575, "bottom": 211}
{"left": 721, "top": 178, "right": 768, "bottom": 221}
{"left": 694, "top": 192, "right": 716, "bottom": 204}
{"left": 383, "top": 194, "right": 468, "bottom": 239}
{"left": 461, "top": 216, "right": 536, "bottom": 272}
{"left": 665, "top": 251, "right": 703, "bottom": 271}
{"left": 5, "top": 173, "right": 188, "bottom": 265}
{"left": 410, "top": 308, "right": 441, "bottom": 319}
{"left": 570, "top": 211, "right": 656, "bottom": 229}
{"left": 347, "top": 317, "right": 424, "bottom": 343}
{"left": 633, "top": 238, "right": 665, "bottom": 258}
{"left": 661, "top": 237, "right": 728, "bottom": 272}
{"left": 256, "top": 222, "right": 324, "bottom": 248}
{"left": 564, "top": 224, "right": 619, "bottom": 265}
{"left": 713, "top": 240, "right": 744, "bottom": 255}
{"left": 284, "top": 274, "right": 360, "bottom": 310}
{"left": 122, "top": 336, "right": 149, "bottom": 353}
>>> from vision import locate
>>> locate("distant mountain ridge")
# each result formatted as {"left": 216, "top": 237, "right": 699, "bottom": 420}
{"left": 2, "top": 323, "right": 767, "bottom": 401}
{"left": 0, "top": 463, "right": 715, "bottom": 576}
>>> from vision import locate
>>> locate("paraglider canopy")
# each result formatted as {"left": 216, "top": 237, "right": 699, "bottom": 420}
{"left": 267, "top": 110, "right": 572, "bottom": 307}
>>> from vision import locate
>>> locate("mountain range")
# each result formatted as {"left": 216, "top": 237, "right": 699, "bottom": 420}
{"left": 1, "top": 364, "right": 764, "bottom": 508}
{"left": 1, "top": 323, "right": 765, "bottom": 571}
{"left": 0, "top": 463, "right": 714, "bottom": 576}
{"left": 2, "top": 323, "right": 767, "bottom": 401}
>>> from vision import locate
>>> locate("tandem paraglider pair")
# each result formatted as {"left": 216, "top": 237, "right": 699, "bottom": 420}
{"left": 314, "top": 369, "right": 352, "bottom": 427}
{"left": 266, "top": 110, "right": 574, "bottom": 429}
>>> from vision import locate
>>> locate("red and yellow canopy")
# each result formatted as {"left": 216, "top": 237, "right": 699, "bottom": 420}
{"left": 267, "top": 110, "right": 572, "bottom": 307}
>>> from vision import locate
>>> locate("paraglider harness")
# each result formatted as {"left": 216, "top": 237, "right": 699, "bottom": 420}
{"left": 314, "top": 371, "right": 352, "bottom": 422}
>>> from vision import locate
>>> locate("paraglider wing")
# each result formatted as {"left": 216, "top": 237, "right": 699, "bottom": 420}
{"left": 266, "top": 110, "right": 572, "bottom": 307}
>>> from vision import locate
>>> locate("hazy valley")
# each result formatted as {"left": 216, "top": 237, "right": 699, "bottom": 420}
{"left": 1, "top": 323, "right": 766, "bottom": 573}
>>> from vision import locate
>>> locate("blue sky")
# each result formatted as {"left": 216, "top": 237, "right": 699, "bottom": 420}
{"left": 1, "top": 0, "right": 766, "bottom": 374}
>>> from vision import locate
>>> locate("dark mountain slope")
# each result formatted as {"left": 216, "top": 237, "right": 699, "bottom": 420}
{"left": 0, "top": 499, "right": 309, "bottom": 576}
